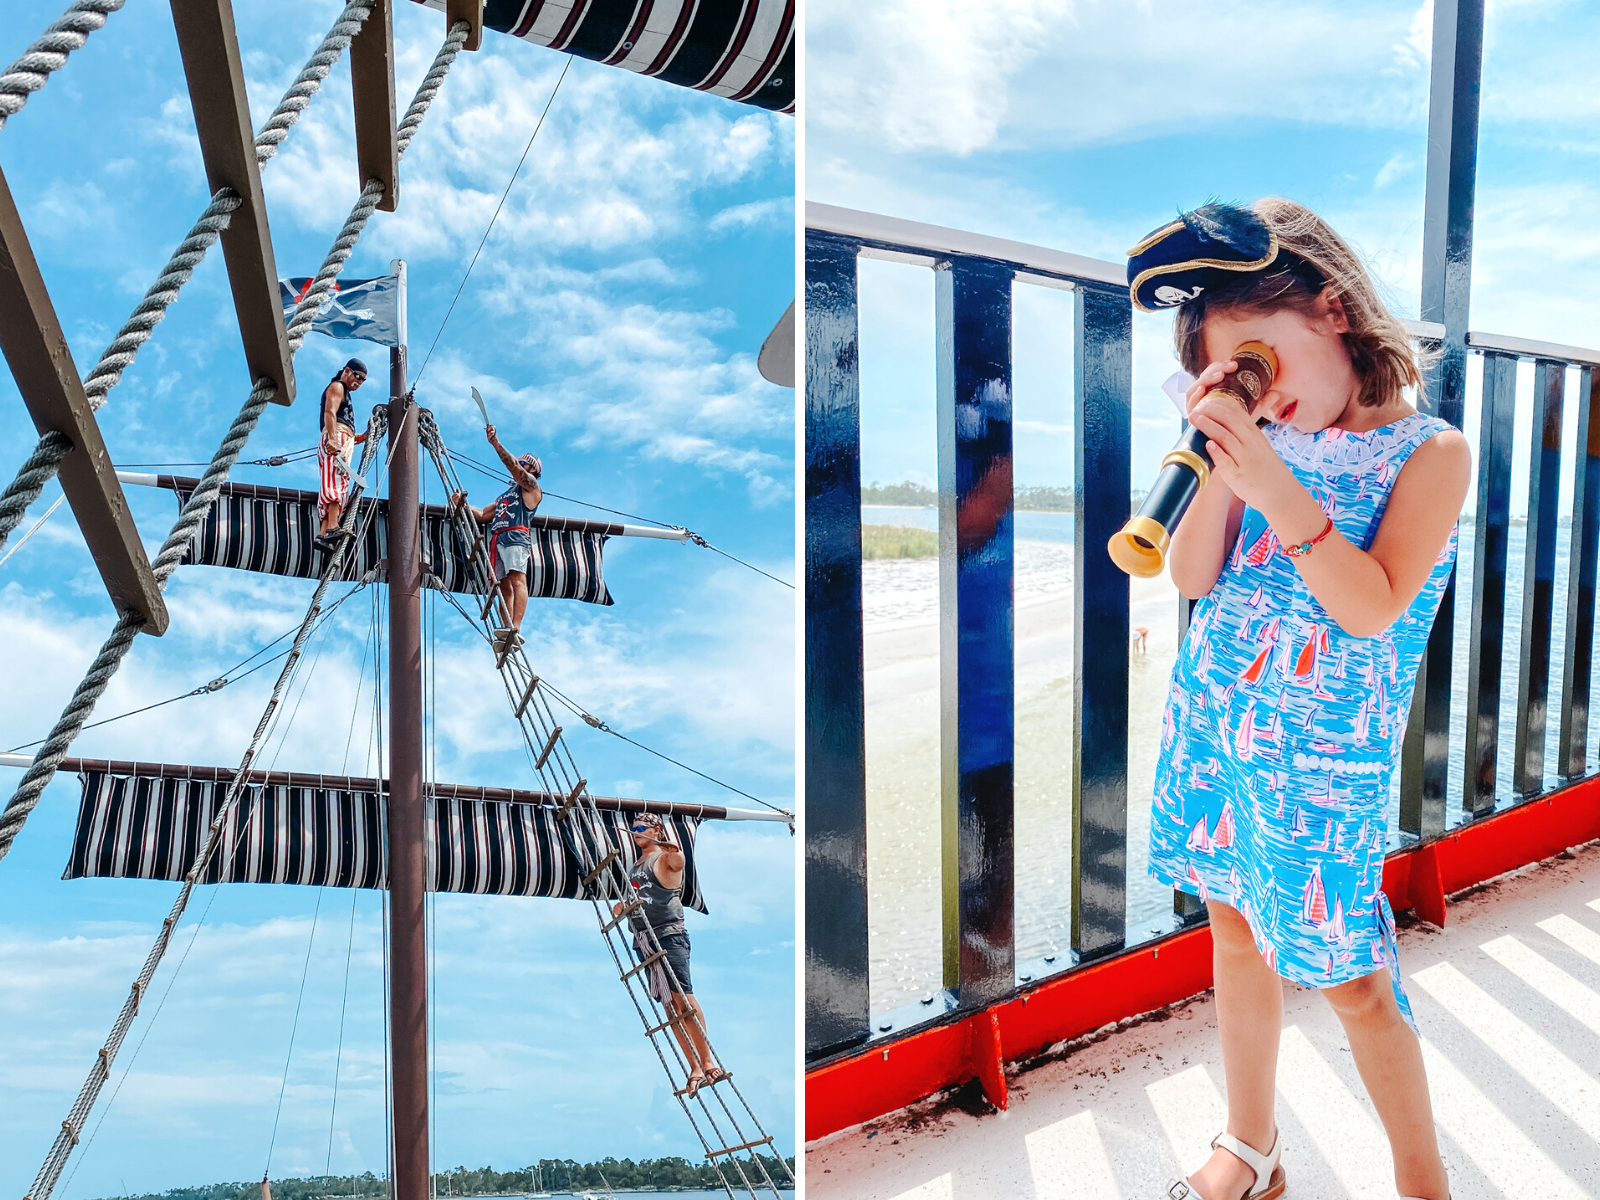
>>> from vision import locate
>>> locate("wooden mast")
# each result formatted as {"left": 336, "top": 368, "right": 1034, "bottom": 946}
{"left": 385, "top": 257, "right": 430, "bottom": 1197}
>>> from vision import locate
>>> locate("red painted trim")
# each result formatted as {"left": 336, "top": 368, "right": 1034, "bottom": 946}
{"left": 643, "top": 0, "right": 697, "bottom": 76}
{"left": 805, "top": 774, "right": 1600, "bottom": 1143}
{"left": 602, "top": 0, "right": 654, "bottom": 65}
{"left": 548, "top": 0, "right": 593, "bottom": 51}
{"left": 694, "top": 0, "right": 759, "bottom": 92}
{"left": 727, "top": 0, "right": 790, "bottom": 102}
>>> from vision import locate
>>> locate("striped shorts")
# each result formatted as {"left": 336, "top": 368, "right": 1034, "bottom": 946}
{"left": 317, "top": 426, "right": 355, "bottom": 520}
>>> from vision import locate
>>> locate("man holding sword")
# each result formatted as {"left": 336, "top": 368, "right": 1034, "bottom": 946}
{"left": 450, "top": 401, "right": 543, "bottom": 653}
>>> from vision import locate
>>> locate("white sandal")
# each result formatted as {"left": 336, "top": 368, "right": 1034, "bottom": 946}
{"left": 1162, "top": 1128, "right": 1286, "bottom": 1200}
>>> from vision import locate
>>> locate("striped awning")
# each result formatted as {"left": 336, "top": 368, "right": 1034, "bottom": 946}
{"left": 64, "top": 769, "right": 707, "bottom": 910}
{"left": 160, "top": 475, "right": 614, "bottom": 606}
{"left": 409, "top": 0, "right": 793, "bottom": 113}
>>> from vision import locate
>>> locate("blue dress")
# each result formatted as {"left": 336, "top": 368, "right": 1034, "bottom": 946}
{"left": 1149, "top": 413, "right": 1457, "bottom": 1030}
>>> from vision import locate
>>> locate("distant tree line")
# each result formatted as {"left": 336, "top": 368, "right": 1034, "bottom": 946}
{"left": 861, "top": 481, "right": 1077, "bottom": 511}
{"left": 95, "top": 1156, "right": 795, "bottom": 1200}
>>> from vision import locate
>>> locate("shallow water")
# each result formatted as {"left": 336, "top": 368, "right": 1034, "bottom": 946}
{"left": 862, "top": 513, "right": 1600, "bottom": 1017}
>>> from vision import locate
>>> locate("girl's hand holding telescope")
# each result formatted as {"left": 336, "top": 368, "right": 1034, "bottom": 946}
{"left": 1183, "top": 357, "right": 1305, "bottom": 518}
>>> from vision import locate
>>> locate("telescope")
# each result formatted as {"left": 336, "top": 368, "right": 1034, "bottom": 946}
{"left": 1107, "top": 341, "right": 1278, "bottom": 578}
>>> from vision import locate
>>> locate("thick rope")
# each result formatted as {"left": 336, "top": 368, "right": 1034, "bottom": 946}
{"left": 16, "top": 29, "right": 469, "bottom": 1191}
{"left": 23, "top": 411, "right": 389, "bottom": 1200}
{"left": 0, "top": 0, "right": 378, "bottom": 551}
{"left": 0, "top": 0, "right": 123, "bottom": 131}
{"left": 255, "top": 0, "right": 374, "bottom": 167}
{"left": 0, "top": 23, "right": 472, "bottom": 872}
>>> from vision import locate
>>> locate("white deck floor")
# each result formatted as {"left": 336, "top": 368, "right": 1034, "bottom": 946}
{"left": 807, "top": 839, "right": 1600, "bottom": 1200}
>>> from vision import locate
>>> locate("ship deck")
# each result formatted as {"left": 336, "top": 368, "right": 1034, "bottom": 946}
{"left": 806, "top": 839, "right": 1600, "bottom": 1200}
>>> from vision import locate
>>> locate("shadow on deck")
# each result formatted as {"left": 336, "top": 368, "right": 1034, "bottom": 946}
{"left": 807, "top": 839, "right": 1600, "bottom": 1200}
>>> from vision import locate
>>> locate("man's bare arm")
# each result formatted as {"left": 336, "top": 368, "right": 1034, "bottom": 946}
{"left": 486, "top": 424, "right": 540, "bottom": 492}
{"left": 322, "top": 382, "right": 344, "bottom": 442}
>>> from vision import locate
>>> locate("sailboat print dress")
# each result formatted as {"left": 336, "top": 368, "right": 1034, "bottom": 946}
{"left": 1148, "top": 412, "right": 1457, "bottom": 1029}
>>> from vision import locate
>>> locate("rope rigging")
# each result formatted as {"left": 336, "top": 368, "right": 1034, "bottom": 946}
{"left": 410, "top": 55, "right": 574, "bottom": 392}
{"left": 0, "top": 0, "right": 381, "bottom": 552}
{"left": 444, "top": 448, "right": 795, "bottom": 590}
{"left": 2, "top": 583, "right": 369, "bottom": 755}
{"left": 0, "top": 0, "right": 123, "bottom": 132}
{"left": 0, "top": 20, "right": 472, "bottom": 872}
{"left": 424, "top": 582, "right": 790, "bottom": 819}
{"left": 25, "top": 404, "right": 396, "bottom": 1200}
{"left": 420, "top": 410, "right": 792, "bottom": 1198}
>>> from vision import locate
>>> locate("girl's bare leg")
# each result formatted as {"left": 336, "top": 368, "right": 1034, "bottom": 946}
{"left": 1189, "top": 900, "right": 1284, "bottom": 1200}
{"left": 1322, "top": 970, "right": 1448, "bottom": 1199}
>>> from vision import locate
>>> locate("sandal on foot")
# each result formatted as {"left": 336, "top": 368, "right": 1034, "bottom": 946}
{"left": 704, "top": 1066, "right": 730, "bottom": 1085}
{"left": 1163, "top": 1128, "right": 1286, "bottom": 1200}
{"left": 684, "top": 1072, "right": 708, "bottom": 1098}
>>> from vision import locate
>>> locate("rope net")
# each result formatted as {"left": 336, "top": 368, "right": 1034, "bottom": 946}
{"left": 0, "top": 0, "right": 378, "bottom": 550}
{"left": 0, "top": 22, "right": 472, "bottom": 869}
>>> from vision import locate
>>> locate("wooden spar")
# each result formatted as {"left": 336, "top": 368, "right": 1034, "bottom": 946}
{"left": 122, "top": 473, "right": 696, "bottom": 541}
{"left": 350, "top": 0, "right": 399, "bottom": 212}
{"left": 168, "top": 0, "right": 295, "bottom": 405}
{"left": 0, "top": 165, "right": 169, "bottom": 634}
{"left": 445, "top": 0, "right": 485, "bottom": 52}
{"left": 386, "top": 260, "right": 430, "bottom": 1200}
{"left": 15, "top": 756, "right": 769, "bottom": 821}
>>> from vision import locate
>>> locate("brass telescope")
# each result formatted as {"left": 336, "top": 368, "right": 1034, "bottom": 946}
{"left": 1107, "top": 341, "right": 1278, "bottom": 578}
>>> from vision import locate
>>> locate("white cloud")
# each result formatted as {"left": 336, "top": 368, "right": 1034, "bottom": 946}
{"left": 809, "top": 0, "right": 1433, "bottom": 157}
{"left": 709, "top": 196, "right": 795, "bottom": 234}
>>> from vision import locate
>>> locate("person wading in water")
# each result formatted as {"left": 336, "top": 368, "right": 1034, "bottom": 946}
{"left": 314, "top": 358, "right": 368, "bottom": 554}
{"left": 615, "top": 814, "right": 726, "bottom": 1096}
{"left": 449, "top": 424, "right": 542, "bottom": 653}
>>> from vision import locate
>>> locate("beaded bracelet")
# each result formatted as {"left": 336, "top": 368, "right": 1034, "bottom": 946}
{"left": 1284, "top": 515, "right": 1336, "bottom": 559}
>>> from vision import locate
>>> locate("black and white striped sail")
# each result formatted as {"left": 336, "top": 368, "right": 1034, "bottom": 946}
{"left": 156, "top": 475, "right": 614, "bottom": 605}
{"left": 408, "top": 0, "right": 793, "bottom": 113}
{"left": 65, "top": 768, "right": 707, "bottom": 909}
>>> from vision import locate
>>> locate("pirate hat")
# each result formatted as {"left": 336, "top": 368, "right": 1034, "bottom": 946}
{"left": 1126, "top": 202, "right": 1281, "bottom": 313}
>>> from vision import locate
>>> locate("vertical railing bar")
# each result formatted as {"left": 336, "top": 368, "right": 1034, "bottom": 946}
{"left": 1513, "top": 360, "right": 1564, "bottom": 793}
{"left": 1559, "top": 367, "right": 1600, "bottom": 777}
{"left": 802, "top": 230, "right": 870, "bottom": 1059}
{"left": 1463, "top": 351, "right": 1517, "bottom": 815}
{"left": 1402, "top": 0, "right": 1483, "bottom": 839}
{"left": 1070, "top": 285, "right": 1131, "bottom": 961}
{"left": 936, "top": 256, "right": 1016, "bottom": 1008}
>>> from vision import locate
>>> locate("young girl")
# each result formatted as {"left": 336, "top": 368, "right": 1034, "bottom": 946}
{"left": 1133, "top": 199, "right": 1470, "bottom": 1200}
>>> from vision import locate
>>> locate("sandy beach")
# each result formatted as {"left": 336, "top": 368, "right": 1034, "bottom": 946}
{"left": 862, "top": 539, "right": 1181, "bottom": 1014}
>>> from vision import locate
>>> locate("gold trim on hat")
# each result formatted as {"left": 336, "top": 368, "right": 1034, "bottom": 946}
{"left": 1127, "top": 228, "right": 1281, "bottom": 313}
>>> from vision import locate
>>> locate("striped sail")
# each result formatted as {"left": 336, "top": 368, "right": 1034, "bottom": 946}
{"left": 64, "top": 770, "right": 706, "bottom": 911}
{"left": 163, "top": 477, "right": 614, "bottom": 606}
{"left": 408, "top": 0, "right": 794, "bottom": 113}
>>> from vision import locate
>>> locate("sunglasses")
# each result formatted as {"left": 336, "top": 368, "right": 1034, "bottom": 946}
{"left": 350, "top": 373, "right": 366, "bottom": 383}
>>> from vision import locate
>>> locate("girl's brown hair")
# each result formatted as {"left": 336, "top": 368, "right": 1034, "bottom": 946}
{"left": 1172, "top": 198, "right": 1422, "bottom": 408}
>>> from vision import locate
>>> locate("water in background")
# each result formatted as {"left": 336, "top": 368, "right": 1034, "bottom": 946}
{"left": 861, "top": 510, "right": 1600, "bottom": 1017}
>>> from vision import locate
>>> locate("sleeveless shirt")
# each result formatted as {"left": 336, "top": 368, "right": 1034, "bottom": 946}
{"left": 487, "top": 483, "right": 536, "bottom": 547}
{"left": 628, "top": 850, "right": 685, "bottom": 932}
{"left": 320, "top": 377, "right": 356, "bottom": 436}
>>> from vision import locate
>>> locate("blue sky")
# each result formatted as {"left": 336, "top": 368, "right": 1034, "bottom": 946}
{"left": 0, "top": 0, "right": 794, "bottom": 1191}
{"left": 808, "top": 0, "right": 1600, "bottom": 503}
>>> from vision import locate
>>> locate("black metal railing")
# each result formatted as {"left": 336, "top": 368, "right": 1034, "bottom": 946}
{"left": 803, "top": 202, "right": 1600, "bottom": 1063}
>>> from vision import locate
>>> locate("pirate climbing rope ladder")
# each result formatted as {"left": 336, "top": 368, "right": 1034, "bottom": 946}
{"left": 424, "top": 413, "right": 794, "bottom": 1198}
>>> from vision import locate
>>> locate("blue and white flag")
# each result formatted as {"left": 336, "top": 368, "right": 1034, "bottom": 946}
{"left": 279, "top": 275, "right": 401, "bottom": 346}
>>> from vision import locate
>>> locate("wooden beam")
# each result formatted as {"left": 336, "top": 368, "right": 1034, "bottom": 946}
{"left": 168, "top": 0, "right": 295, "bottom": 405}
{"left": 350, "top": 0, "right": 399, "bottom": 212}
{"left": 446, "top": 0, "right": 484, "bottom": 52}
{"left": 0, "top": 165, "right": 170, "bottom": 635}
